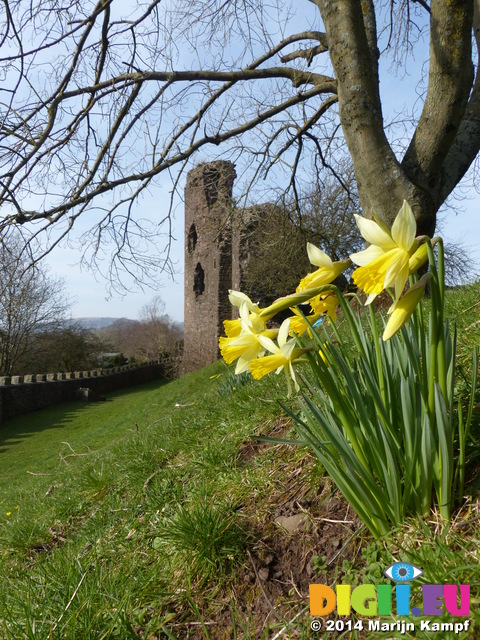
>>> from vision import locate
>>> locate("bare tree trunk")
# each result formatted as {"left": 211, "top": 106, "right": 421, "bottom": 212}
{"left": 316, "top": 0, "right": 476, "bottom": 236}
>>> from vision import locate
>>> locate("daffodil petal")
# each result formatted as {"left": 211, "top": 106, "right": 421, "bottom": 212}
{"left": 281, "top": 339, "right": 296, "bottom": 360}
{"left": 277, "top": 318, "right": 290, "bottom": 347}
{"left": 350, "top": 244, "right": 386, "bottom": 267}
{"left": 306, "top": 243, "right": 333, "bottom": 268}
{"left": 233, "top": 342, "right": 266, "bottom": 373}
{"left": 289, "top": 361, "right": 300, "bottom": 392}
{"left": 391, "top": 201, "right": 416, "bottom": 250}
{"left": 393, "top": 262, "right": 411, "bottom": 300}
{"left": 383, "top": 250, "right": 409, "bottom": 289}
{"left": 238, "top": 301, "right": 250, "bottom": 324}
{"left": 229, "top": 290, "right": 260, "bottom": 312}
{"left": 354, "top": 214, "right": 396, "bottom": 250}
{"left": 257, "top": 334, "right": 280, "bottom": 354}
{"left": 235, "top": 358, "right": 252, "bottom": 374}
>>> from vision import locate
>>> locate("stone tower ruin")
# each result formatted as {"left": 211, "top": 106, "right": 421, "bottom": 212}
{"left": 183, "top": 161, "right": 236, "bottom": 373}
{"left": 183, "top": 161, "right": 312, "bottom": 374}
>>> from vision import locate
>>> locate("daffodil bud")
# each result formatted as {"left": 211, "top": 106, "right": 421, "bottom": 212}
{"left": 383, "top": 274, "right": 430, "bottom": 340}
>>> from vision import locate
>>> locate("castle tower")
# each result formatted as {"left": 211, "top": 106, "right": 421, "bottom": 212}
{"left": 183, "top": 161, "right": 236, "bottom": 373}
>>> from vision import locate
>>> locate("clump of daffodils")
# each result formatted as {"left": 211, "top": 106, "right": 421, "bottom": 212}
{"left": 220, "top": 202, "right": 477, "bottom": 535}
{"left": 219, "top": 201, "right": 429, "bottom": 392}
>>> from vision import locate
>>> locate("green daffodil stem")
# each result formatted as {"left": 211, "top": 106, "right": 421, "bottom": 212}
{"left": 436, "top": 240, "right": 447, "bottom": 400}
{"left": 369, "top": 303, "right": 387, "bottom": 407}
{"left": 426, "top": 240, "right": 447, "bottom": 402}
{"left": 426, "top": 242, "right": 438, "bottom": 419}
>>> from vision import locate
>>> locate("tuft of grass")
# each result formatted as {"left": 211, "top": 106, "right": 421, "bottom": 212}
{"left": 154, "top": 498, "right": 249, "bottom": 586}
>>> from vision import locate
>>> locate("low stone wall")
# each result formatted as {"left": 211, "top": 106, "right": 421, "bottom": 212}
{"left": 0, "top": 361, "right": 166, "bottom": 425}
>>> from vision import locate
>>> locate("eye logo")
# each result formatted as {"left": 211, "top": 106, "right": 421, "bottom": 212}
{"left": 384, "top": 562, "right": 424, "bottom": 582}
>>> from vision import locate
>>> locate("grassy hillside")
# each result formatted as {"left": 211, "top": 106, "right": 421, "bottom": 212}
{"left": 0, "top": 284, "right": 479, "bottom": 639}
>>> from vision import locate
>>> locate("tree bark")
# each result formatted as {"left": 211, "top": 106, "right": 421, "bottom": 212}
{"left": 402, "top": 0, "right": 474, "bottom": 209}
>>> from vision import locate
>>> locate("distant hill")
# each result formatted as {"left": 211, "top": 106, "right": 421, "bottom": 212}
{"left": 70, "top": 317, "right": 184, "bottom": 332}
{"left": 70, "top": 317, "right": 136, "bottom": 330}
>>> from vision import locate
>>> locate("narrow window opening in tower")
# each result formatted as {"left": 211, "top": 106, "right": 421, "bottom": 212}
{"left": 188, "top": 223, "right": 197, "bottom": 253}
{"left": 193, "top": 262, "right": 205, "bottom": 297}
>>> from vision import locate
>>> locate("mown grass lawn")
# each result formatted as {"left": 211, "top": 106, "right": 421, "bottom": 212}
{"left": 0, "top": 283, "right": 479, "bottom": 639}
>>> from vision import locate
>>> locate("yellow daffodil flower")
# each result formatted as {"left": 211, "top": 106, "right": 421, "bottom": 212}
{"left": 219, "top": 302, "right": 277, "bottom": 373}
{"left": 288, "top": 291, "right": 338, "bottom": 336}
{"left": 249, "top": 319, "right": 304, "bottom": 395}
{"left": 309, "top": 291, "right": 338, "bottom": 322}
{"left": 383, "top": 274, "right": 430, "bottom": 340}
{"left": 351, "top": 201, "right": 421, "bottom": 303}
{"left": 297, "top": 243, "right": 350, "bottom": 292}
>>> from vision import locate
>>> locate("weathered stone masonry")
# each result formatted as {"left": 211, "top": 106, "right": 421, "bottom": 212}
{"left": 183, "top": 161, "right": 236, "bottom": 373}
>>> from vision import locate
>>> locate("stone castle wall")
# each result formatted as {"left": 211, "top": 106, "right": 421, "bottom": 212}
{"left": 0, "top": 361, "right": 165, "bottom": 425}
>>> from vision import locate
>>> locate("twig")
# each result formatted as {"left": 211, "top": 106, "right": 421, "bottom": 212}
{"left": 465, "top": 319, "right": 480, "bottom": 332}
{"left": 142, "top": 470, "right": 160, "bottom": 493}
{"left": 327, "top": 524, "right": 365, "bottom": 567}
{"left": 52, "top": 570, "right": 88, "bottom": 631}
{"left": 271, "top": 606, "right": 310, "bottom": 640}
{"left": 454, "top": 514, "right": 480, "bottom": 529}
{"left": 317, "top": 517, "right": 355, "bottom": 524}
{"left": 461, "top": 299, "right": 480, "bottom": 314}
{"left": 26, "top": 471, "right": 54, "bottom": 476}
{"left": 60, "top": 442, "right": 90, "bottom": 457}
{"left": 169, "top": 621, "right": 218, "bottom": 627}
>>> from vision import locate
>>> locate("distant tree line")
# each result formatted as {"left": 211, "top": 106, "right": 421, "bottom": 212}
{"left": 0, "top": 234, "right": 182, "bottom": 377}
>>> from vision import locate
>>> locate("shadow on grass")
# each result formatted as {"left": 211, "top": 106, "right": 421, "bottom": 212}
{"left": 0, "top": 378, "right": 171, "bottom": 454}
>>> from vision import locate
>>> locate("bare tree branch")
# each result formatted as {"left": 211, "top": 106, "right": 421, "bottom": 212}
{"left": 0, "top": 0, "right": 478, "bottom": 292}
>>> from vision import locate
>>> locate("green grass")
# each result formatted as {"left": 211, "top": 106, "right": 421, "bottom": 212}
{"left": 0, "top": 363, "right": 298, "bottom": 638}
{"left": 0, "top": 283, "right": 478, "bottom": 639}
